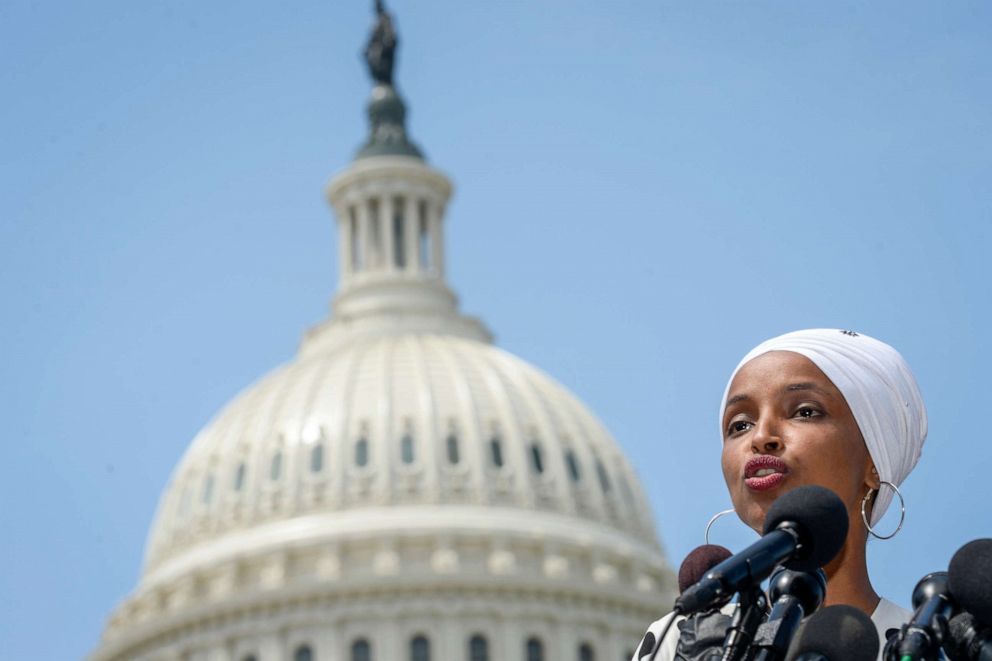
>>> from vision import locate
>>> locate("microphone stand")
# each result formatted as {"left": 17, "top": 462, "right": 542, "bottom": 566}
{"left": 716, "top": 586, "right": 768, "bottom": 661}
{"left": 750, "top": 594, "right": 806, "bottom": 661}
{"left": 749, "top": 569, "right": 826, "bottom": 661}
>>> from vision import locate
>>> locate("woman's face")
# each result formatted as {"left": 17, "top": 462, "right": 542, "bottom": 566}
{"left": 721, "top": 351, "right": 877, "bottom": 533}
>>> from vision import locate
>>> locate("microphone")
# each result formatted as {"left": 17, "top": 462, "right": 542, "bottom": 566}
{"left": 888, "top": 572, "right": 956, "bottom": 660}
{"left": 679, "top": 545, "right": 734, "bottom": 595}
{"left": 944, "top": 539, "right": 992, "bottom": 661}
{"left": 949, "top": 539, "right": 992, "bottom": 628}
{"left": 944, "top": 613, "right": 992, "bottom": 661}
{"left": 750, "top": 567, "right": 827, "bottom": 661}
{"left": 675, "top": 486, "right": 849, "bottom": 616}
{"left": 786, "top": 604, "right": 879, "bottom": 661}
{"left": 673, "top": 545, "right": 737, "bottom": 660}
{"left": 718, "top": 583, "right": 768, "bottom": 661}
{"left": 638, "top": 545, "right": 734, "bottom": 660}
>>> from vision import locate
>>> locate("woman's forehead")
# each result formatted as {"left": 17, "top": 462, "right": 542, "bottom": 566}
{"left": 727, "top": 350, "right": 837, "bottom": 395}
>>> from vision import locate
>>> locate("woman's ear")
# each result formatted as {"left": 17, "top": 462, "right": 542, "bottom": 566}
{"left": 859, "top": 463, "right": 882, "bottom": 524}
{"left": 865, "top": 463, "right": 881, "bottom": 491}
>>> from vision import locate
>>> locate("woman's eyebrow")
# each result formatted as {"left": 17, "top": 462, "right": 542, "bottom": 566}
{"left": 725, "top": 393, "right": 750, "bottom": 407}
{"left": 784, "top": 382, "right": 826, "bottom": 394}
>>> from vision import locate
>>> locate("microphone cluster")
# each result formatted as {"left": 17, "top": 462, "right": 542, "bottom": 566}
{"left": 635, "top": 484, "right": 992, "bottom": 661}
{"left": 883, "top": 538, "right": 992, "bottom": 661}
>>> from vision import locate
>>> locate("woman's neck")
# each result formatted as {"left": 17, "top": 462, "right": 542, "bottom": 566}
{"left": 823, "top": 530, "right": 879, "bottom": 616}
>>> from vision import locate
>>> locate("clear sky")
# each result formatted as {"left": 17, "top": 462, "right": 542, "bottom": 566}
{"left": 2, "top": 1, "right": 990, "bottom": 659}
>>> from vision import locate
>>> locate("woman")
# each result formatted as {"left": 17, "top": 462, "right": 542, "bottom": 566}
{"left": 636, "top": 329, "right": 928, "bottom": 660}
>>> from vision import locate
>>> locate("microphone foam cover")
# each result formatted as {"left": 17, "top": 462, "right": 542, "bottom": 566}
{"left": 763, "top": 485, "right": 849, "bottom": 571}
{"left": 949, "top": 538, "right": 992, "bottom": 626}
{"left": 788, "top": 604, "right": 878, "bottom": 661}
{"left": 678, "top": 544, "right": 733, "bottom": 594}
{"left": 945, "top": 612, "right": 982, "bottom": 661}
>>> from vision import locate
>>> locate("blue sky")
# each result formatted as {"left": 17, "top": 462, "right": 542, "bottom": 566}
{"left": 2, "top": 1, "right": 990, "bottom": 658}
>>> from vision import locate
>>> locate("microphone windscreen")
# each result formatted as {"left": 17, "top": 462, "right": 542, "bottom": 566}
{"left": 949, "top": 538, "right": 992, "bottom": 627}
{"left": 678, "top": 544, "right": 733, "bottom": 594}
{"left": 945, "top": 612, "right": 982, "bottom": 661}
{"left": 787, "top": 604, "right": 878, "bottom": 661}
{"left": 763, "top": 485, "right": 849, "bottom": 571}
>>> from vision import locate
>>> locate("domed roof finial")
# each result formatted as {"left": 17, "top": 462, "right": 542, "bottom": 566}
{"left": 356, "top": 0, "right": 423, "bottom": 160}
{"left": 365, "top": 0, "right": 396, "bottom": 85}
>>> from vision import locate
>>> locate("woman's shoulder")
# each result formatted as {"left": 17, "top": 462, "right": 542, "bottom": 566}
{"left": 872, "top": 597, "right": 913, "bottom": 647}
{"left": 872, "top": 597, "right": 912, "bottom": 632}
{"left": 631, "top": 611, "right": 680, "bottom": 661}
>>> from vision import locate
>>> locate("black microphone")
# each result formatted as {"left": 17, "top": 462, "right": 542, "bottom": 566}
{"left": 675, "top": 486, "right": 849, "bottom": 616}
{"left": 718, "top": 584, "right": 768, "bottom": 661}
{"left": 944, "top": 539, "right": 992, "bottom": 661}
{"left": 786, "top": 604, "right": 879, "bottom": 661}
{"left": 944, "top": 613, "right": 992, "bottom": 661}
{"left": 750, "top": 567, "right": 827, "bottom": 661}
{"left": 674, "top": 546, "right": 737, "bottom": 660}
{"left": 888, "top": 572, "right": 957, "bottom": 660}
{"left": 949, "top": 539, "right": 992, "bottom": 629}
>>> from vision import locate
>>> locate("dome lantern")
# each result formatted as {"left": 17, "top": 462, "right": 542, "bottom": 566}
{"left": 303, "top": 1, "right": 491, "bottom": 358}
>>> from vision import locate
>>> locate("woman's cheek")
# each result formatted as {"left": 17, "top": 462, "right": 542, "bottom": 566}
{"left": 719, "top": 445, "right": 737, "bottom": 487}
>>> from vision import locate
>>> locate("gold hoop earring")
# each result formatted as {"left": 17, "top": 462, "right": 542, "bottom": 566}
{"left": 861, "top": 480, "right": 905, "bottom": 541}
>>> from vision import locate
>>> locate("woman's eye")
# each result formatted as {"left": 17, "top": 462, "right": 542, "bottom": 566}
{"left": 728, "top": 420, "right": 753, "bottom": 435}
{"left": 795, "top": 406, "right": 821, "bottom": 419}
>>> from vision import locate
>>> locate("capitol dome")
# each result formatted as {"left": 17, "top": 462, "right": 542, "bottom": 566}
{"left": 92, "top": 7, "right": 672, "bottom": 661}
{"left": 144, "top": 330, "right": 660, "bottom": 577}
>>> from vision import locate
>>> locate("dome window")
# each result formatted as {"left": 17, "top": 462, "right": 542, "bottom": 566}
{"left": 270, "top": 451, "right": 283, "bottom": 481}
{"left": 530, "top": 443, "right": 545, "bottom": 474}
{"left": 595, "top": 460, "right": 611, "bottom": 493}
{"left": 489, "top": 436, "right": 504, "bottom": 468}
{"left": 233, "top": 462, "right": 246, "bottom": 492}
{"left": 400, "top": 433, "right": 415, "bottom": 464}
{"left": 355, "top": 437, "right": 369, "bottom": 467}
{"left": 351, "top": 639, "right": 371, "bottom": 661}
{"left": 293, "top": 644, "right": 313, "bottom": 661}
{"left": 310, "top": 443, "right": 324, "bottom": 473}
{"left": 446, "top": 433, "right": 460, "bottom": 465}
{"left": 526, "top": 637, "right": 544, "bottom": 661}
{"left": 393, "top": 196, "right": 406, "bottom": 268}
{"left": 469, "top": 635, "right": 488, "bottom": 661}
{"left": 565, "top": 450, "right": 581, "bottom": 482}
{"left": 202, "top": 474, "right": 215, "bottom": 505}
{"left": 410, "top": 635, "right": 430, "bottom": 661}
{"left": 578, "top": 642, "right": 595, "bottom": 661}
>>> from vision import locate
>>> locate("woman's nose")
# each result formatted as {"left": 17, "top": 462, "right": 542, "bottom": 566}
{"left": 751, "top": 420, "right": 782, "bottom": 453}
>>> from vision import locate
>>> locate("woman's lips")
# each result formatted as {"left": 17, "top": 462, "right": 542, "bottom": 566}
{"left": 744, "top": 455, "right": 789, "bottom": 492}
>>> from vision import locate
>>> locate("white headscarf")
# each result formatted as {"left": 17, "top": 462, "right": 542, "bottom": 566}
{"left": 720, "top": 329, "right": 928, "bottom": 525}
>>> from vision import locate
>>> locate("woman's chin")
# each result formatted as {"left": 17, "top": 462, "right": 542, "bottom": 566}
{"left": 734, "top": 505, "right": 766, "bottom": 534}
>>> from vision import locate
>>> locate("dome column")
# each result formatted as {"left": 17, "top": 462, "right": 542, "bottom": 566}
{"left": 356, "top": 200, "right": 370, "bottom": 276}
{"left": 430, "top": 198, "right": 445, "bottom": 277}
{"left": 402, "top": 195, "right": 418, "bottom": 273}
{"left": 381, "top": 194, "right": 396, "bottom": 272}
